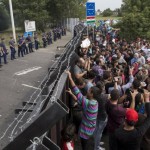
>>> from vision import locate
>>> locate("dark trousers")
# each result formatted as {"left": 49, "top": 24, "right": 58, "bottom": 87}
{"left": 10, "top": 47, "right": 16, "bottom": 60}
{"left": 18, "top": 46, "right": 24, "bottom": 57}
{"left": 109, "top": 133, "right": 117, "bottom": 150}
{"left": 22, "top": 45, "right": 26, "bottom": 55}
{"left": 47, "top": 38, "right": 52, "bottom": 45}
{"left": 0, "top": 53, "right": 1, "bottom": 64}
{"left": 3, "top": 52, "right": 7, "bottom": 64}
{"left": 80, "top": 138, "right": 91, "bottom": 150}
{"left": 54, "top": 35, "right": 57, "bottom": 41}
{"left": 28, "top": 43, "right": 33, "bottom": 52}
{"left": 42, "top": 39, "right": 47, "bottom": 48}
{"left": 80, "top": 138, "right": 88, "bottom": 150}
{"left": 23, "top": 44, "right": 28, "bottom": 54}
{"left": 34, "top": 40, "right": 39, "bottom": 50}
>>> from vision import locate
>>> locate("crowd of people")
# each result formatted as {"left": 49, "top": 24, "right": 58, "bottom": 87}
{"left": 61, "top": 27, "right": 150, "bottom": 150}
{"left": 0, "top": 26, "right": 66, "bottom": 68}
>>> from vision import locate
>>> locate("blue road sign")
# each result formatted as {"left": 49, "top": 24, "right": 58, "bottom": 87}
{"left": 23, "top": 31, "right": 33, "bottom": 38}
{"left": 86, "top": 2, "right": 95, "bottom": 17}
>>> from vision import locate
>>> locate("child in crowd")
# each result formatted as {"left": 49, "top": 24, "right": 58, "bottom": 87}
{"left": 61, "top": 123, "right": 76, "bottom": 150}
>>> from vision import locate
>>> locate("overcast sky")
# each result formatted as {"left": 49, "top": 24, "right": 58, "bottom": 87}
{"left": 88, "top": 0, "right": 123, "bottom": 11}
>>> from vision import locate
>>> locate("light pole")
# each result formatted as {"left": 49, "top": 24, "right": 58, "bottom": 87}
{"left": 9, "top": 0, "right": 16, "bottom": 42}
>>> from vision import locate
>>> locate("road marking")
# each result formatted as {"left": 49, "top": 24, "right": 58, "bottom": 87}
{"left": 16, "top": 59, "right": 28, "bottom": 63}
{"left": 14, "top": 66, "right": 42, "bottom": 76}
{"left": 22, "top": 84, "right": 41, "bottom": 90}
{"left": 37, "top": 51, "right": 55, "bottom": 54}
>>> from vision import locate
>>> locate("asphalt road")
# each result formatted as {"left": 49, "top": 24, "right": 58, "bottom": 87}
{"left": 0, "top": 32, "right": 72, "bottom": 148}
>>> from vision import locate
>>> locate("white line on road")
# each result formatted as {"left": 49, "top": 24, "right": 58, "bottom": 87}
{"left": 37, "top": 51, "right": 55, "bottom": 54}
{"left": 14, "top": 66, "right": 42, "bottom": 76}
{"left": 22, "top": 84, "right": 41, "bottom": 90}
{"left": 16, "top": 59, "right": 28, "bottom": 63}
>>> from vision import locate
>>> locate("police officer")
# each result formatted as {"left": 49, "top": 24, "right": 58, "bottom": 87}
{"left": 64, "top": 27, "right": 66, "bottom": 36}
{"left": 18, "top": 36, "right": 24, "bottom": 57}
{"left": 49, "top": 31, "right": 53, "bottom": 44}
{"left": 53, "top": 28, "right": 57, "bottom": 41}
{"left": 1, "top": 38, "right": 8, "bottom": 64}
{"left": 0, "top": 42, "right": 2, "bottom": 67}
{"left": 42, "top": 33, "right": 47, "bottom": 48}
{"left": 46, "top": 32, "right": 50, "bottom": 45}
{"left": 22, "top": 35, "right": 28, "bottom": 54}
{"left": 26, "top": 34, "right": 33, "bottom": 53}
{"left": 9, "top": 36, "right": 16, "bottom": 60}
{"left": 62, "top": 26, "right": 64, "bottom": 36}
{"left": 59, "top": 27, "right": 62, "bottom": 39}
{"left": 34, "top": 33, "right": 39, "bottom": 50}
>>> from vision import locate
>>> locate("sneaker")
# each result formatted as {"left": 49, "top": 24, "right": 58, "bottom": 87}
{"left": 100, "top": 142, "right": 104, "bottom": 146}
{"left": 100, "top": 147, "right": 105, "bottom": 150}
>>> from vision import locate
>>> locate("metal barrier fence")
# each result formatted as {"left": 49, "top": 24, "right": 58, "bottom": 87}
{"left": 3, "top": 24, "right": 85, "bottom": 150}
{"left": 61, "top": 18, "right": 82, "bottom": 36}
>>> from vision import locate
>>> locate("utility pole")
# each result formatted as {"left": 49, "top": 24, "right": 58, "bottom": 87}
{"left": 9, "top": 0, "right": 16, "bottom": 42}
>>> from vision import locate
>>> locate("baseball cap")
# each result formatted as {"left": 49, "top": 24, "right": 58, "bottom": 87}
{"left": 125, "top": 109, "right": 138, "bottom": 122}
{"left": 147, "top": 57, "right": 150, "bottom": 62}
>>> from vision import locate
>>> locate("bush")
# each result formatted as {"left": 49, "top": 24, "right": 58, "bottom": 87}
{"left": 0, "top": 6, "right": 10, "bottom": 31}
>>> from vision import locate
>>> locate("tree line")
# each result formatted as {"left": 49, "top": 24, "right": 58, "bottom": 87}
{"left": 0, "top": 0, "right": 87, "bottom": 31}
{"left": 116, "top": 0, "right": 150, "bottom": 40}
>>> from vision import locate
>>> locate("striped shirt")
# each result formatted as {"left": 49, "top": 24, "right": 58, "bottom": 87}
{"left": 72, "top": 86, "right": 98, "bottom": 139}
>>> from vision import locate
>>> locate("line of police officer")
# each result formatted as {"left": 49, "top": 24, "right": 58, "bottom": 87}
{"left": 0, "top": 26, "right": 66, "bottom": 68}
{"left": 42, "top": 27, "right": 66, "bottom": 48}
{"left": 0, "top": 34, "right": 37, "bottom": 68}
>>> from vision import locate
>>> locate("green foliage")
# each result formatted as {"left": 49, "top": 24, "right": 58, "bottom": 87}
{"left": 0, "top": 4, "right": 10, "bottom": 31}
{"left": 1, "top": 0, "right": 87, "bottom": 31}
{"left": 46, "top": 0, "right": 87, "bottom": 23}
{"left": 117, "top": 0, "right": 150, "bottom": 40}
{"left": 1, "top": 0, "right": 50, "bottom": 31}
{"left": 102, "top": 8, "right": 113, "bottom": 17}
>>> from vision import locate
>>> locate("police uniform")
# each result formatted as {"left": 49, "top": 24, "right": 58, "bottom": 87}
{"left": 34, "top": 34, "right": 39, "bottom": 50}
{"left": 18, "top": 36, "right": 24, "bottom": 57}
{"left": 49, "top": 31, "right": 53, "bottom": 44}
{"left": 42, "top": 33, "right": 47, "bottom": 48}
{"left": 53, "top": 29, "right": 57, "bottom": 41}
{"left": 1, "top": 38, "right": 8, "bottom": 64}
{"left": 0, "top": 42, "right": 2, "bottom": 66}
{"left": 22, "top": 36, "right": 29, "bottom": 54}
{"left": 26, "top": 35, "right": 33, "bottom": 53}
{"left": 64, "top": 27, "right": 66, "bottom": 36}
{"left": 9, "top": 38, "right": 16, "bottom": 60}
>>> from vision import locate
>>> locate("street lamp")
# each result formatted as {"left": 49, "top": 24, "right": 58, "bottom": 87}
{"left": 9, "top": 0, "right": 16, "bottom": 42}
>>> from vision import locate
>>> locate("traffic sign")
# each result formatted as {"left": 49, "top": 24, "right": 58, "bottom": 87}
{"left": 86, "top": 2, "right": 95, "bottom": 24}
{"left": 24, "top": 21, "right": 36, "bottom": 32}
{"left": 23, "top": 32, "right": 33, "bottom": 38}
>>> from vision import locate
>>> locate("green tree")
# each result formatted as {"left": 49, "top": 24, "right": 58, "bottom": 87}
{"left": 1, "top": 0, "right": 49, "bottom": 31}
{"left": 102, "top": 8, "right": 113, "bottom": 17}
{"left": 0, "top": 3, "right": 10, "bottom": 31}
{"left": 116, "top": 0, "right": 150, "bottom": 40}
{"left": 1, "top": 0, "right": 88, "bottom": 30}
{"left": 46, "top": 0, "right": 87, "bottom": 23}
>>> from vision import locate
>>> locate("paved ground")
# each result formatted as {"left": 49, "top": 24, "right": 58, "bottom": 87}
{"left": 0, "top": 32, "right": 72, "bottom": 149}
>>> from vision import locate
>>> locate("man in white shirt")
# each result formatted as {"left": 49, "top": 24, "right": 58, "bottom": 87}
{"left": 138, "top": 51, "right": 145, "bottom": 67}
{"left": 117, "top": 52, "right": 127, "bottom": 64}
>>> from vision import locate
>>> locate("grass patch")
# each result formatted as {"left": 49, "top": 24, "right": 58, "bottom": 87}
{"left": 95, "top": 15, "right": 122, "bottom": 26}
{"left": 96, "top": 15, "right": 122, "bottom": 20}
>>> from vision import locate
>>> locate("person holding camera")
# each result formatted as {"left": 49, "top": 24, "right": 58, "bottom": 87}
{"left": 108, "top": 67, "right": 134, "bottom": 96}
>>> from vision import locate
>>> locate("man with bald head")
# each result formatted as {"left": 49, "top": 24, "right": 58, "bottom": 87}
{"left": 74, "top": 57, "right": 87, "bottom": 79}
